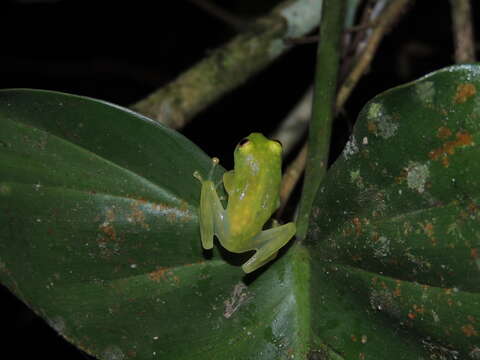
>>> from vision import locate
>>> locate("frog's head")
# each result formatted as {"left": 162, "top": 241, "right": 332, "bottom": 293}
{"left": 234, "top": 132, "right": 282, "bottom": 170}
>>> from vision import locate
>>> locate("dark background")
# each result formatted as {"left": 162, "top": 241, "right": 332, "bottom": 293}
{"left": 0, "top": 0, "right": 477, "bottom": 358}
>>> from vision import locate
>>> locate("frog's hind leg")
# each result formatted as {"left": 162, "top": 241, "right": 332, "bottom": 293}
{"left": 242, "top": 223, "right": 296, "bottom": 273}
{"left": 244, "top": 251, "right": 278, "bottom": 273}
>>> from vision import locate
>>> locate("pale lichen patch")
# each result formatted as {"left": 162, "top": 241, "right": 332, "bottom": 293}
{"left": 350, "top": 169, "right": 364, "bottom": 189}
{"left": 415, "top": 80, "right": 435, "bottom": 104}
{"left": 369, "top": 288, "right": 401, "bottom": 318}
{"left": 377, "top": 117, "right": 399, "bottom": 139}
{"left": 405, "top": 161, "right": 430, "bottom": 194}
{"left": 224, "top": 282, "right": 250, "bottom": 319}
{"left": 470, "top": 347, "right": 480, "bottom": 359}
{"left": 367, "top": 102, "right": 382, "bottom": 119}
{"left": 102, "top": 346, "right": 125, "bottom": 360}
{"left": 366, "top": 102, "right": 399, "bottom": 139}
{"left": 343, "top": 135, "right": 359, "bottom": 159}
{"left": 372, "top": 236, "right": 391, "bottom": 258}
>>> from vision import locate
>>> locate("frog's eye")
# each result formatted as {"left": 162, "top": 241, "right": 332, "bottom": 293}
{"left": 272, "top": 139, "right": 282, "bottom": 147}
{"left": 238, "top": 138, "right": 250, "bottom": 147}
{"left": 269, "top": 139, "right": 283, "bottom": 153}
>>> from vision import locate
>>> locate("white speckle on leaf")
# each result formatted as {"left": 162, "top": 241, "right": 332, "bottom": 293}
{"left": 350, "top": 169, "right": 364, "bottom": 189}
{"left": 224, "top": 282, "right": 250, "bottom": 318}
{"left": 369, "top": 289, "right": 401, "bottom": 317}
{"left": 378, "top": 117, "right": 398, "bottom": 139}
{"left": 350, "top": 169, "right": 360, "bottom": 182}
{"left": 431, "top": 310, "right": 440, "bottom": 322}
{"left": 373, "top": 236, "right": 390, "bottom": 257}
{"left": 102, "top": 346, "right": 125, "bottom": 360}
{"left": 470, "top": 347, "right": 480, "bottom": 359}
{"left": 367, "top": 102, "right": 399, "bottom": 139}
{"left": 367, "top": 102, "right": 382, "bottom": 119}
{"left": 405, "top": 161, "right": 430, "bottom": 193}
{"left": 415, "top": 81, "right": 435, "bottom": 104}
{"left": 343, "top": 135, "right": 359, "bottom": 159}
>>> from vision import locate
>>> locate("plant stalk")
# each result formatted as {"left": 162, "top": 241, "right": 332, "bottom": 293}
{"left": 296, "top": 0, "right": 346, "bottom": 240}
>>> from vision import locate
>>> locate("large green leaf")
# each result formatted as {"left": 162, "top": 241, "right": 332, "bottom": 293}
{"left": 0, "top": 89, "right": 309, "bottom": 359}
{"left": 306, "top": 64, "right": 480, "bottom": 358}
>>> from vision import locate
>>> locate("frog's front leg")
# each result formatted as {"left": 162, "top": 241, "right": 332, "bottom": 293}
{"left": 194, "top": 172, "right": 227, "bottom": 250}
{"left": 242, "top": 222, "right": 296, "bottom": 273}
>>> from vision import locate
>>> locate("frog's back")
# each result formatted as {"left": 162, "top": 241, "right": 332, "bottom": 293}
{"left": 225, "top": 133, "right": 282, "bottom": 250}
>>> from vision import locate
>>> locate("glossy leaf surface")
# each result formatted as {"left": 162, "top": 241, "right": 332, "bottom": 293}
{"left": 0, "top": 89, "right": 308, "bottom": 359}
{"left": 307, "top": 64, "right": 480, "bottom": 358}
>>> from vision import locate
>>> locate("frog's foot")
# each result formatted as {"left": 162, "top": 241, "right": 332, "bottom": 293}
{"left": 244, "top": 252, "right": 278, "bottom": 273}
{"left": 241, "top": 222, "right": 296, "bottom": 273}
{"left": 193, "top": 157, "right": 220, "bottom": 182}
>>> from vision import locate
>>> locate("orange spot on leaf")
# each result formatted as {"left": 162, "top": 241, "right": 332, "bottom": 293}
{"left": 352, "top": 217, "right": 362, "bottom": 235}
{"left": 437, "top": 126, "right": 452, "bottom": 139}
{"left": 149, "top": 267, "right": 172, "bottom": 282}
{"left": 454, "top": 83, "right": 476, "bottom": 104}
{"left": 461, "top": 324, "right": 478, "bottom": 337}
{"left": 99, "top": 224, "right": 116, "bottom": 241}
{"left": 428, "top": 131, "right": 474, "bottom": 167}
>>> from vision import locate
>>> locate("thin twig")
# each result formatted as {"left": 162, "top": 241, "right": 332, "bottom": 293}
{"left": 450, "top": 0, "right": 476, "bottom": 63}
{"left": 345, "top": 20, "right": 379, "bottom": 33}
{"left": 336, "top": 0, "right": 412, "bottom": 110}
{"left": 278, "top": 144, "right": 308, "bottom": 217}
{"left": 285, "top": 35, "right": 320, "bottom": 45}
{"left": 286, "top": 20, "right": 379, "bottom": 45}
{"left": 188, "top": 0, "right": 249, "bottom": 31}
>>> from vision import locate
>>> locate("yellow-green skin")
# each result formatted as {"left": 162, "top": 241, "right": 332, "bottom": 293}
{"left": 194, "top": 133, "right": 296, "bottom": 273}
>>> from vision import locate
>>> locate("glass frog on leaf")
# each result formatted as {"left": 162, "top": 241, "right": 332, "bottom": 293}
{"left": 193, "top": 133, "right": 296, "bottom": 273}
